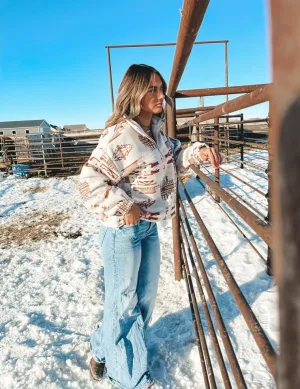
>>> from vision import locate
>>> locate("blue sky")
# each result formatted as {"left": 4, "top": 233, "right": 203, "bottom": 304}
{"left": 0, "top": 0, "right": 270, "bottom": 128}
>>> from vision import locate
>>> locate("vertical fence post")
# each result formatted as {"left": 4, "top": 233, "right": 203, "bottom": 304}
{"left": 240, "top": 113, "right": 244, "bottom": 168}
{"left": 191, "top": 125, "right": 197, "bottom": 143}
{"left": 167, "top": 100, "right": 182, "bottom": 281}
{"left": 270, "top": 0, "right": 300, "bottom": 386}
{"left": 198, "top": 124, "right": 202, "bottom": 142}
{"left": 225, "top": 115, "right": 229, "bottom": 155}
{"left": 266, "top": 113, "right": 273, "bottom": 276}
{"left": 106, "top": 47, "right": 114, "bottom": 111}
{"left": 58, "top": 131, "right": 64, "bottom": 168}
{"left": 214, "top": 117, "right": 220, "bottom": 202}
{"left": 2, "top": 137, "right": 8, "bottom": 171}
{"left": 225, "top": 41, "right": 229, "bottom": 102}
{"left": 40, "top": 133, "right": 47, "bottom": 177}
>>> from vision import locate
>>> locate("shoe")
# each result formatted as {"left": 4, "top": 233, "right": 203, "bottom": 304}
{"left": 145, "top": 380, "right": 155, "bottom": 388}
{"left": 89, "top": 358, "right": 106, "bottom": 381}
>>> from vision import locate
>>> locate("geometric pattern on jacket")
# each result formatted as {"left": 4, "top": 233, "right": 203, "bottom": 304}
{"left": 78, "top": 116, "right": 206, "bottom": 228}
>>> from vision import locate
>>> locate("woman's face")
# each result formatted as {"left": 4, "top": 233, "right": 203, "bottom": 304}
{"left": 140, "top": 73, "right": 165, "bottom": 115}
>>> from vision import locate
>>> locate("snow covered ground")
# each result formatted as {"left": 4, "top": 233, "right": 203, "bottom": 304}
{"left": 0, "top": 151, "right": 278, "bottom": 389}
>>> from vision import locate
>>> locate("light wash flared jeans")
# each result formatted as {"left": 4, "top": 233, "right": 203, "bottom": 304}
{"left": 90, "top": 220, "right": 161, "bottom": 389}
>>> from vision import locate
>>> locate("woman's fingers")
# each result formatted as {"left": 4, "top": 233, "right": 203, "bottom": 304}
{"left": 124, "top": 205, "right": 149, "bottom": 225}
{"left": 124, "top": 213, "right": 139, "bottom": 225}
{"left": 124, "top": 217, "right": 139, "bottom": 226}
{"left": 203, "top": 147, "right": 222, "bottom": 168}
{"left": 206, "top": 148, "right": 218, "bottom": 168}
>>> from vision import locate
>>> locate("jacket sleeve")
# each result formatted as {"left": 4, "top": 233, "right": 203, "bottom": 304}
{"left": 167, "top": 136, "right": 207, "bottom": 176}
{"left": 78, "top": 144, "right": 136, "bottom": 226}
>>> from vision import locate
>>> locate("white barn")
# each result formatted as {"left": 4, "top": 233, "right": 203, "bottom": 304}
{"left": 0, "top": 120, "right": 51, "bottom": 136}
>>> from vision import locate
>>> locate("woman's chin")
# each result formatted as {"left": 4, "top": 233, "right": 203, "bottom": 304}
{"left": 152, "top": 106, "right": 163, "bottom": 114}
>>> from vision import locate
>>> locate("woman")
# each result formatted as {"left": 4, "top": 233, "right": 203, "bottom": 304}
{"left": 79, "top": 64, "right": 221, "bottom": 389}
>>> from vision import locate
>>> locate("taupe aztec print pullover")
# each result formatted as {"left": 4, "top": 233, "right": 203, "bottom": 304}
{"left": 78, "top": 116, "right": 206, "bottom": 228}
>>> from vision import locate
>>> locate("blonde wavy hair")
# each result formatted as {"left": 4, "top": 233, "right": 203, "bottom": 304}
{"left": 105, "top": 64, "right": 171, "bottom": 128}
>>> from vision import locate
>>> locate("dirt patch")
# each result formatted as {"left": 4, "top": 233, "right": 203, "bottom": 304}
{"left": 54, "top": 230, "right": 82, "bottom": 239}
{"left": 23, "top": 186, "right": 48, "bottom": 194}
{"left": 0, "top": 211, "right": 70, "bottom": 248}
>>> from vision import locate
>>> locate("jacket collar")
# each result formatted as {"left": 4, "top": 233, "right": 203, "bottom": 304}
{"left": 126, "top": 116, "right": 165, "bottom": 142}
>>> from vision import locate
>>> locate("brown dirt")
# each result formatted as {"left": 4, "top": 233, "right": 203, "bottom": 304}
{"left": 0, "top": 211, "right": 70, "bottom": 248}
{"left": 23, "top": 186, "right": 48, "bottom": 194}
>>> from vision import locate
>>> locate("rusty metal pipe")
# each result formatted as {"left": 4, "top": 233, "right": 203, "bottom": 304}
{"left": 225, "top": 41, "right": 229, "bottom": 102}
{"left": 220, "top": 167, "right": 266, "bottom": 197}
{"left": 178, "top": 84, "right": 271, "bottom": 129}
{"left": 106, "top": 47, "right": 114, "bottom": 110}
{"left": 168, "top": 0, "right": 210, "bottom": 97}
{"left": 201, "top": 166, "right": 267, "bottom": 218}
{"left": 196, "top": 176, "right": 267, "bottom": 263}
{"left": 178, "top": 201, "right": 247, "bottom": 388}
{"left": 175, "top": 84, "right": 267, "bottom": 98}
{"left": 105, "top": 40, "right": 228, "bottom": 49}
{"left": 220, "top": 153, "right": 267, "bottom": 173}
{"left": 166, "top": 99, "right": 182, "bottom": 280}
{"left": 180, "top": 246, "right": 211, "bottom": 389}
{"left": 202, "top": 135, "right": 267, "bottom": 148}
{"left": 190, "top": 166, "right": 272, "bottom": 246}
{"left": 270, "top": 0, "right": 300, "bottom": 386}
{"left": 176, "top": 106, "right": 215, "bottom": 114}
{"left": 214, "top": 117, "right": 220, "bottom": 202}
{"left": 192, "top": 118, "right": 268, "bottom": 127}
{"left": 220, "top": 179, "right": 266, "bottom": 219}
{"left": 179, "top": 179, "right": 277, "bottom": 374}
{"left": 180, "top": 227, "right": 232, "bottom": 389}
{"left": 176, "top": 113, "right": 207, "bottom": 119}
{"left": 223, "top": 162, "right": 268, "bottom": 180}
{"left": 180, "top": 242, "right": 218, "bottom": 389}
{"left": 239, "top": 153, "right": 268, "bottom": 162}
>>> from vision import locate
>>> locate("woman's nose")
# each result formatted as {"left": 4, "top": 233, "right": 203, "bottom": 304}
{"left": 157, "top": 89, "right": 165, "bottom": 100}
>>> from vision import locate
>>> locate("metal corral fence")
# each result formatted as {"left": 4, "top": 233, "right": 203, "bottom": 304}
{"left": 0, "top": 118, "right": 268, "bottom": 178}
{"left": 105, "top": 20, "right": 275, "bottom": 388}
{"left": 0, "top": 0, "right": 298, "bottom": 386}
{"left": 0, "top": 131, "right": 102, "bottom": 176}
{"left": 159, "top": 0, "right": 298, "bottom": 387}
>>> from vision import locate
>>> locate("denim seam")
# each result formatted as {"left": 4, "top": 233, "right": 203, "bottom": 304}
{"left": 144, "top": 222, "right": 152, "bottom": 237}
{"left": 111, "top": 228, "right": 119, "bottom": 378}
{"left": 100, "top": 227, "right": 108, "bottom": 246}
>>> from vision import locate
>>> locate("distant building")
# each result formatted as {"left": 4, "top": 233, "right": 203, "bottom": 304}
{"left": 0, "top": 120, "right": 51, "bottom": 136}
{"left": 63, "top": 124, "right": 89, "bottom": 132}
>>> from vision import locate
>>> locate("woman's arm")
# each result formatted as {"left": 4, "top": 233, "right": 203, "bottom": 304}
{"left": 167, "top": 136, "right": 222, "bottom": 176}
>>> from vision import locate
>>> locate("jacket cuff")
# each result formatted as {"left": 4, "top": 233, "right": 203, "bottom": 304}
{"left": 117, "top": 199, "right": 134, "bottom": 215}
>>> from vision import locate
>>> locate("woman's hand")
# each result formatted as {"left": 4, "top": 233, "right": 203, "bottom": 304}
{"left": 199, "top": 147, "right": 222, "bottom": 169}
{"left": 124, "top": 203, "right": 147, "bottom": 226}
